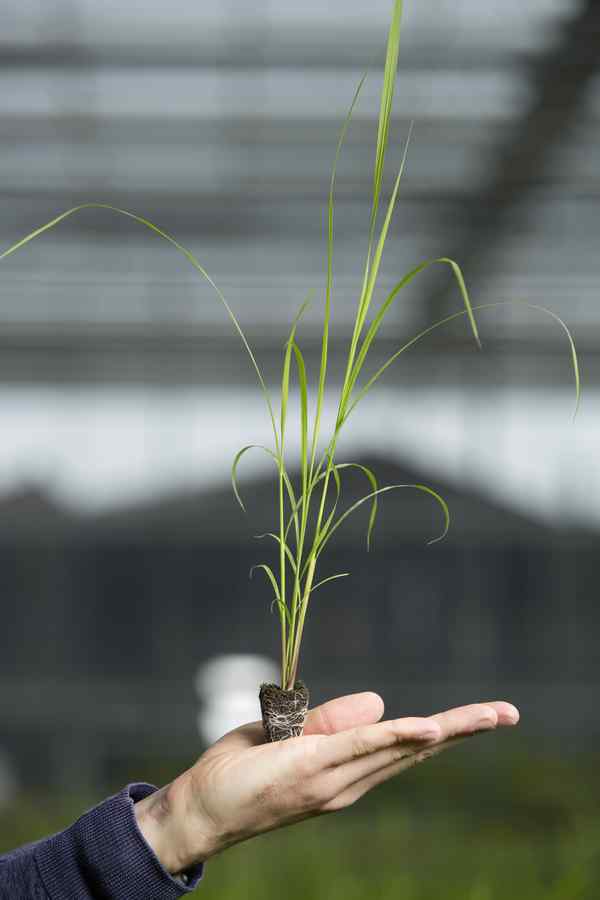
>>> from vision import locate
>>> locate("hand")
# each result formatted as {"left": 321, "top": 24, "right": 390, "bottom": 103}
{"left": 134, "top": 692, "right": 519, "bottom": 875}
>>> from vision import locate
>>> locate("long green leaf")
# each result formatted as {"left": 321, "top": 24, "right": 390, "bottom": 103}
{"left": 272, "top": 598, "right": 293, "bottom": 625}
{"left": 316, "top": 483, "right": 450, "bottom": 556}
{"left": 295, "top": 1, "right": 408, "bottom": 661}
{"left": 249, "top": 564, "right": 292, "bottom": 626}
{"left": 281, "top": 299, "right": 311, "bottom": 444}
{"left": 333, "top": 463, "right": 379, "bottom": 550}
{"left": 278, "top": 299, "right": 312, "bottom": 647}
{"left": 311, "top": 573, "right": 350, "bottom": 593}
{"left": 315, "top": 460, "right": 343, "bottom": 549}
{"left": 280, "top": 445, "right": 340, "bottom": 545}
{"left": 371, "top": 0, "right": 404, "bottom": 241}
{"left": 278, "top": 299, "right": 312, "bottom": 650}
{"left": 342, "top": 122, "right": 413, "bottom": 408}
{"left": 231, "top": 443, "right": 301, "bottom": 548}
{"left": 297, "top": 460, "right": 379, "bottom": 573}
{"left": 345, "top": 299, "right": 580, "bottom": 421}
{"left": 310, "top": 74, "right": 367, "bottom": 479}
{"left": 292, "top": 341, "right": 309, "bottom": 497}
{"left": 342, "top": 256, "right": 481, "bottom": 412}
{"left": 231, "top": 444, "right": 278, "bottom": 513}
{"left": 356, "top": 121, "right": 414, "bottom": 348}
{"left": 0, "top": 203, "right": 280, "bottom": 451}
{"left": 523, "top": 302, "right": 581, "bottom": 421}
{"left": 253, "top": 532, "right": 298, "bottom": 575}
{"left": 341, "top": 0, "right": 404, "bottom": 402}
{"left": 249, "top": 563, "right": 280, "bottom": 599}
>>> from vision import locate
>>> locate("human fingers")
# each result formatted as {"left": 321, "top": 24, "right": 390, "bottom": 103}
{"left": 321, "top": 734, "right": 468, "bottom": 812}
{"left": 206, "top": 691, "right": 385, "bottom": 754}
{"left": 477, "top": 701, "right": 519, "bottom": 726}
{"left": 323, "top": 705, "right": 498, "bottom": 795}
{"left": 326, "top": 703, "right": 519, "bottom": 812}
{"left": 317, "top": 703, "right": 499, "bottom": 772}
{"left": 323, "top": 702, "right": 519, "bottom": 806}
{"left": 303, "top": 691, "right": 385, "bottom": 736}
{"left": 312, "top": 717, "right": 443, "bottom": 772}
{"left": 427, "top": 703, "right": 499, "bottom": 740}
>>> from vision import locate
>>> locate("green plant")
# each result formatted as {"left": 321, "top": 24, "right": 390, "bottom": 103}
{"left": 0, "top": 0, "right": 580, "bottom": 694}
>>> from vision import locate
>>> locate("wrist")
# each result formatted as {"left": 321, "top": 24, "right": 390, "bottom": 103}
{"left": 134, "top": 772, "right": 218, "bottom": 875}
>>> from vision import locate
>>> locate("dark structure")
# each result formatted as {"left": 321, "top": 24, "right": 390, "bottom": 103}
{"left": 424, "top": 0, "right": 600, "bottom": 325}
{"left": 0, "top": 455, "right": 597, "bottom": 790}
{"left": 1, "top": 0, "right": 598, "bottom": 800}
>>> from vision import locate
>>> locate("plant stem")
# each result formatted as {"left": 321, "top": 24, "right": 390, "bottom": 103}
{"left": 286, "top": 555, "right": 317, "bottom": 689}
{"left": 278, "top": 466, "right": 287, "bottom": 688}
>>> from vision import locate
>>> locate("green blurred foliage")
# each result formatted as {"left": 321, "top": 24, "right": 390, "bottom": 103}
{"left": 1, "top": 736, "right": 599, "bottom": 898}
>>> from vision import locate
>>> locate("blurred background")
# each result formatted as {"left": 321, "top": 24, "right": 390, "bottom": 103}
{"left": 1, "top": 0, "right": 599, "bottom": 895}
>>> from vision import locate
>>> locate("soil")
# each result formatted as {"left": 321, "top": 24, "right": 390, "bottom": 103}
{"left": 259, "top": 680, "right": 310, "bottom": 742}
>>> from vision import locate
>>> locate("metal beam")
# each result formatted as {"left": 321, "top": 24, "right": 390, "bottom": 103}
{"left": 423, "top": 0, "right": 600, "bottom": 326}
{"left": 0, "top": 40, "right": 528, "bottom": 72}
{"left": 0, "top": 327, "right": 590, "bottom": 387}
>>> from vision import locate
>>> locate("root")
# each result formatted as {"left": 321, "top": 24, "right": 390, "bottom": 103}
{"left": 259, "top": 680, "right": 309, "bottom": 742}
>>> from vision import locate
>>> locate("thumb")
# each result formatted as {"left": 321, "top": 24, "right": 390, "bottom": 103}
{"left": 303, "top": 691, "right": 385, "bottom": 735}
{"left": 205, "top": 691, "right": 385, "bottom": 753}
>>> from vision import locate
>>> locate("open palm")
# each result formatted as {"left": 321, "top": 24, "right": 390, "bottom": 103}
{"left": 153, "top": 692, "right": 519, "bottom": 873}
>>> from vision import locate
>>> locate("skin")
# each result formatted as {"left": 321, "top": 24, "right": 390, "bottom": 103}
{"left": 134, "top": 693, "right": 519, "bottom": 876}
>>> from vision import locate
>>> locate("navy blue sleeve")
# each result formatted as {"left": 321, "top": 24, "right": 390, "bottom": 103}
{"left": 0, "top": 783, "right": 204, "bottom": 899}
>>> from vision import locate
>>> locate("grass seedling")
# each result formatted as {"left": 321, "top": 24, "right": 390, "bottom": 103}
{"left": 0, "top": 0, "right": 580, "bottom": 739}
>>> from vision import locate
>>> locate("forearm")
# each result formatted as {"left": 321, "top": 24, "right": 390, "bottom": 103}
{"left": 0, "top": 784, "right": 204, "bottom": 899}
{"left": 134, "top": 771, "right": 221, "bottom": 876}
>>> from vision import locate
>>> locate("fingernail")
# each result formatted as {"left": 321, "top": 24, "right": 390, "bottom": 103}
{"left": 505, "top": 706, "right": 520, "bottom": 724}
